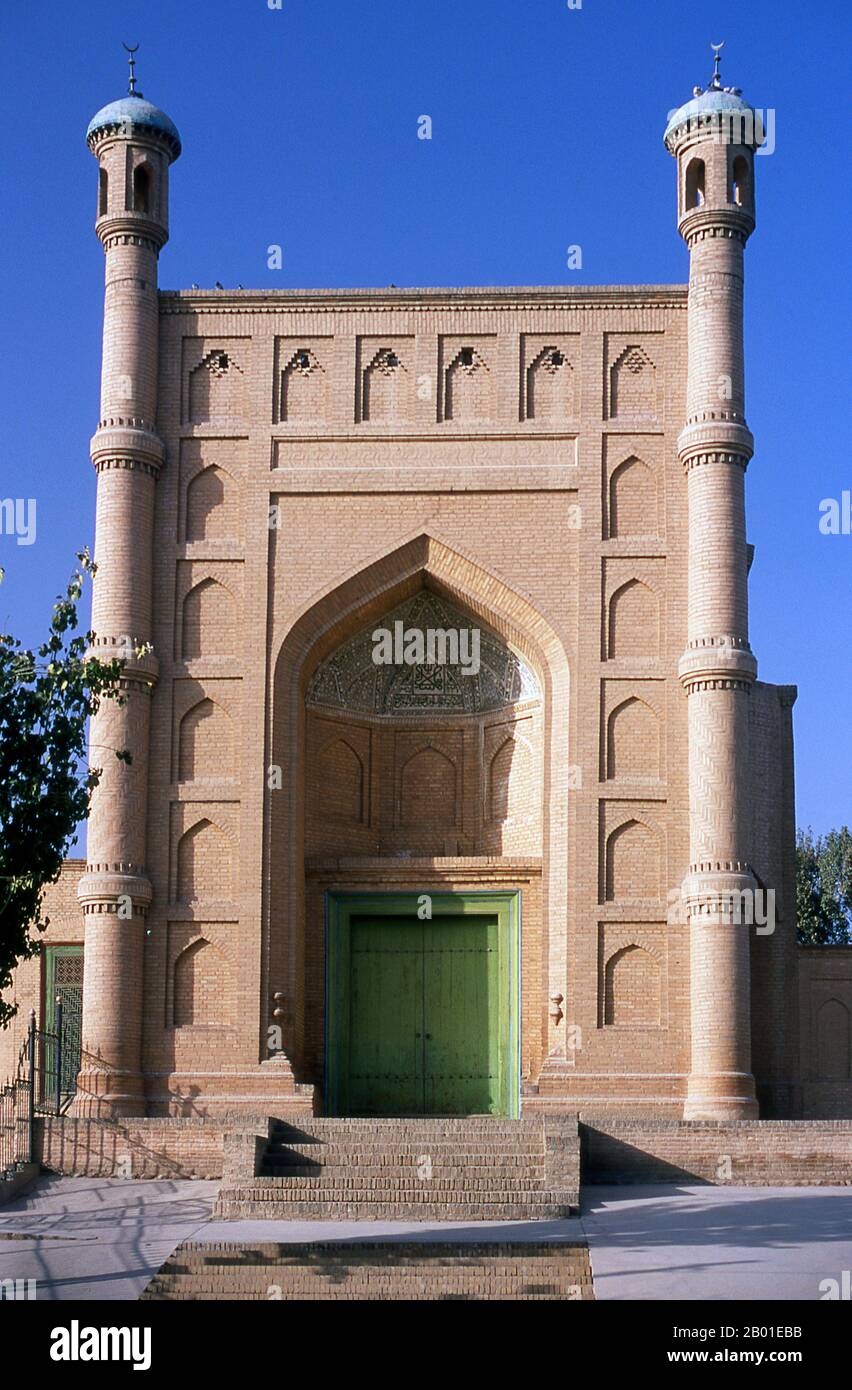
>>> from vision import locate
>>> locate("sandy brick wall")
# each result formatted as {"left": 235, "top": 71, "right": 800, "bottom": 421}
{"left": 36, "top": 1115, "right": 238, "bottom": 1178}
{"left": 798, "top": 947, "right": 852, "bottom": 1117}
{"left": 583, "top": 1119, "right": 852, "bottom": 1184}
{"left": 1, "top": 267, "right": 811, "bottom": 1121}
{"left": 0, "top": 862, "right": 85, "bottom": 1080}
{"left": 138, "top": 286, "right": 698, "bottom": 1114}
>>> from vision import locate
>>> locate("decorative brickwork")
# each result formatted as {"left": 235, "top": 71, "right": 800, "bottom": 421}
{"left": 610, "top": 343, "right": 658, "bottom": 419}
{"left": 188, "top": 349, "right": 245, "bottom": 424}
{"left": 360, "top": 341, "right": 413, "bottom": 422}
{"left": 279, "top": 345, "right": 327, "bottom": 422}
{"left": 525, "top": 342, "right": 576, "bottom": 421}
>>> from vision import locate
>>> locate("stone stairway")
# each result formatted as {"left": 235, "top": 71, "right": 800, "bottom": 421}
{"left": 214, "top": 1116, "right": 579, "bottom": 1220}
{"left": 141, "top": 1239, "right": 594, "bottom": 1300}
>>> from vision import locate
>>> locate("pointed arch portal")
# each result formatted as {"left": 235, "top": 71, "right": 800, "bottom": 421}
{"left": 268, "top": 534, "right": 570, "bottom": 1116}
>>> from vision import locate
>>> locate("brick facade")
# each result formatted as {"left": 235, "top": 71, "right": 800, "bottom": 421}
{"left": 2, "top": 73, "right": 850, "bottom": 1138}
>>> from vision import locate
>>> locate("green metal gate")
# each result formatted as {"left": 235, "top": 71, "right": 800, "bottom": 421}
{"left": 44, "top": 946, "right": 84, "bottom": 1102}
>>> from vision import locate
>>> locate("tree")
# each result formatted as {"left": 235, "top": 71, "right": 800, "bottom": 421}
{"left": 0, "top": 552, "right": 128, "bottom": 1027}
{"left": 796, "top": 827, "right": 852, "bottom": 946}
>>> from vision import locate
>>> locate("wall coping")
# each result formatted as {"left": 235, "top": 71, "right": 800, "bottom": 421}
{"left": 580, "top": 1118, "right": 852, "bottom": 1130}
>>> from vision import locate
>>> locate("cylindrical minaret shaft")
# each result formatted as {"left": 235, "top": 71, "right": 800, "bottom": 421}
{"left": 665, "top": 60, "right": 763, "bottom": 1119}
{"left": 74, "top": 74, "right": 180, "bottom": 1116}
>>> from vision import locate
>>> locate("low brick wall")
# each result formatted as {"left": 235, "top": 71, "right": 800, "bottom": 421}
{"left": 582, "top": 1119, "right": 852, "bottom": 1185}
{"left": 35, "top": 1115, "right": 270, "bottom": 1179}
{"left": 32, "top": 1114, "right": 851, "bottom": 1187}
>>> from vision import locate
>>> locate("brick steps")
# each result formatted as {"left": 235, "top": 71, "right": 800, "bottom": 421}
{"left": 264, "top": 1150, "right": 544, "bottom": 1162}
{"left": 215, "top": 1116, "right": 580, "bottom": 1220}
{"left": 265, "top": 1139, "right": 546, "bottom": 1153}
{"left": 215, "top": 1203, "right": 576, "bottom": 1219}
{"left": 215, "top": 1192, "right": 577, "bottom": 1220}
{"left": 263, "top": 1164, "right": 546, "bottom": 1178}
{"left": 261, "top": 1171, "right": 548, "bottom": 1180}
{"left": 141, "top": 1241, "right": 594, "bottom": 1300}
{"left": 267, "top": 1124, "right": 546, "bottom": 1135}
{"left": 235, "top": 1176, "right": 549, "bottom": 1191}
{"left": 264, "top": 1141, "right": 546, "bottom": 1153}
{"left": 217, "top": 1188, "right": 574, "bottom": 1203}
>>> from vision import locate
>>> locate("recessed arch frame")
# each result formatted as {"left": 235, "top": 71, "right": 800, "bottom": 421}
{"left": 264, "top": 531, "right": 572, "bottom": 1076}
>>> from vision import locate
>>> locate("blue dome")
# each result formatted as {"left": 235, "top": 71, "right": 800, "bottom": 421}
{"left": 87, "top": 94, "right": 181, "bottom": 155}
{"left": 664, "top": 88, "right": 757, "bottom": 148}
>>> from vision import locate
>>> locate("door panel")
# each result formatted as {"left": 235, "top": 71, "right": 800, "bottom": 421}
{"left": 423, "top": 917, "right": 499, "bottom": 1114}
{"left": 348, "top": 917, "right": 423, "bottom": 1115}
{"left": 346, "top": 913, "right": 499, "bottom": 1115}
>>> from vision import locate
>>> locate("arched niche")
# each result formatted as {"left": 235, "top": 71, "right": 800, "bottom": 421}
{"left": 267, "top": 534, "right": 571, "bottom": 1089}
{"left": 303, "top": 587, "right": 542, "bottom": 858}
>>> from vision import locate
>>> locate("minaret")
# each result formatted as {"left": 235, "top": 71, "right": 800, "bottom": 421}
{"left": 665, "top": 45, "right": 763, "bottom": 1120}
{"left": 75, "top": 50, "right": 180, "bottom": 1116}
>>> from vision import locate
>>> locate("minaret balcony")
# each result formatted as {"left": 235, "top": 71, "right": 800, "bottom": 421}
{"left": 95, "top": 211, "right": 168, "bottom": 251}
{"left": 677, "top": 417, "right": 754, "bottom": 466}
{"left": 77, "top": 867, "right": 154, "bottom": 912}
{"left": 85, "top": 638, "right": 159, "bottom": 688}
{"left": 90, "top": 424, "right": 165, "bottom": 476}
{"left": 678, "top": 639, "right": 757, "bottom": 687}
{"left": 678, "top": 203, "right": 754, "bottom": 246}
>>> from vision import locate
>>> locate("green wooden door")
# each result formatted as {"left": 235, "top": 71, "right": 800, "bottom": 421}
{"left": 349, "top": 916, "right": 423, "bottom": 1116}
{"left": 327, "top": 891, "right": 520, "bottom": 1118}
{"left": 423, "top": 916, "right": 499, "bottom": 1115}
{"left": 347, "top": 914, "right": 500, "bottom": 1116}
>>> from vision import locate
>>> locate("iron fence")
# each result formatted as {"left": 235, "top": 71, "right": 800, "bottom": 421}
{"left": 0, "top": 1006, "right": 72, "bottom": 1180}
{"left": 0, "top": 1076, "right": 31, "bottom": 1180}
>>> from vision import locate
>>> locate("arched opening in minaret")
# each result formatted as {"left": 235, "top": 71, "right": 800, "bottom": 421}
{"left": 98, "top": 168, "right": 108, "bottom": 217}
{"left": 132, "top": 162, "right": 152, "bottom": 215}
{"left": 731, "top": 154, "right": 750, "bottom": 208}
{"left": 684, "top": 157, "right": 705, "bottom": 210}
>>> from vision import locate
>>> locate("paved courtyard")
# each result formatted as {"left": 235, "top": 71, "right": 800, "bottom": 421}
{"left": 583, "top": 1185, "right": 852, "bottom": 1302}
{"left": 0, "top": 1177, "right": 850, "bottom": 1300}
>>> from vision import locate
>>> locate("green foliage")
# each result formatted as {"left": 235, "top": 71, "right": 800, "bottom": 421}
{"left": 0, "top": 552, "right": 128, "bottom": 1028}
{"left": 796, "top": 826, "right": 852, "bottom": 946}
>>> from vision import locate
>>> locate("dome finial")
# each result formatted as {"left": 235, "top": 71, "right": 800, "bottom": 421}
{"left": 123, "top": 41, "right": 142, "bottom": 98}
{"left": 710, "top": 40, "right": 725, "bottom": 90}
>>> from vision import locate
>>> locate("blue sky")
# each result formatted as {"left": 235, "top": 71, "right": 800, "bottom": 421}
{"left": 1, "top": 0, "right": 849, "bottom": 838}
